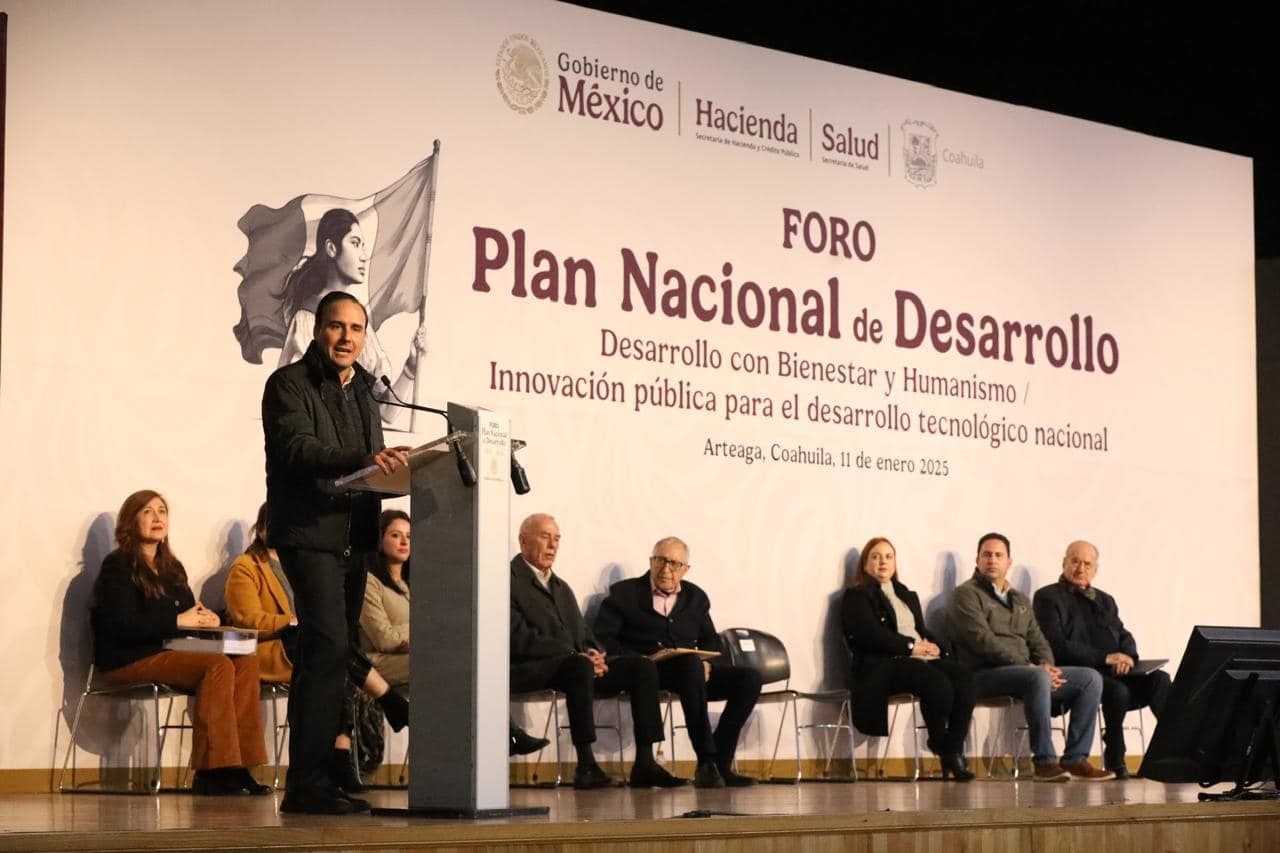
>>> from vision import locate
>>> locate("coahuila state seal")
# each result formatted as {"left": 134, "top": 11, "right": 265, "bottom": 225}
{"left": 496, "top": 34, "right": 549, "bottom": 114}
{"left": 902, "top": 119, "right": 939, "bottom": 189}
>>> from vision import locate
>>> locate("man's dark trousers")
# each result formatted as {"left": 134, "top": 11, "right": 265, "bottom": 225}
{"left": 657, "top": 654, "right": 761, "bottom": 766}
{"left": 280, "top": 547, "right": 368, "bottom": 792}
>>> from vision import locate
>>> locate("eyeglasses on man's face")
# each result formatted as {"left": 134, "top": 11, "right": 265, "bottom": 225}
{"left": 650, "top": 556, "right": 687, "bottom": 572}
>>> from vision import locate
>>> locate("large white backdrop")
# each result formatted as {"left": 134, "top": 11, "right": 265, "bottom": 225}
{"left": 0, "top": 0, "right": 1256, "bottom": 773}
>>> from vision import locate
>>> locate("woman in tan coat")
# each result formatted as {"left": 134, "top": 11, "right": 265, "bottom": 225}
{"left": 225, "top": 503, "right": 409, "bottom": 791}
{"left": 356, "top": 509, "right": 549, "bottom": 756}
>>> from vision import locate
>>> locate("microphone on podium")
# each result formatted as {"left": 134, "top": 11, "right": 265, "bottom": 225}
{"left": 373, "top": 375, "right": 477, "bottom": 488}
{"left": 510, "top": 450, "right": 531, "bottom": 495}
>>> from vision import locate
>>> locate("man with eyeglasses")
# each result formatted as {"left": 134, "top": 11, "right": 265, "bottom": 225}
{"left": 509, "top": 514, "right": 686, "bottom": 789}
{"left": 594, "top": 536, "right": 762, "bottom": 788}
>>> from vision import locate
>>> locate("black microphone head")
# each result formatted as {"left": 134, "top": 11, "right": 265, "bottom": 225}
{"left": 510, "top": 455, "right": 531, "bottom": 495}
{"left": 380, "top": 375, "right": 394, "bottom": 388}
{"left": 455, "top": 443, "right": 478, "bottom": 488}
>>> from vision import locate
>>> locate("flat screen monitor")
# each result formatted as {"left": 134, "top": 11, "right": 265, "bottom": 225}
{"left": 1139, "top": 626, "right": 1280, "bottom": 799}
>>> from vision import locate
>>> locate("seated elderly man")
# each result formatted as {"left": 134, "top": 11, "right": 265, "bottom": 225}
{"left": 594, "top": 536, "right": 762, "bottom": 788}
{"left": 509, "top": 513, "right": 685, "bottom": 789}
{"left": 948, "top": 532, "right": 1113, "bottom": 781}
{"left": 1033, "top": 540, "right": 1171, "bottom": 778}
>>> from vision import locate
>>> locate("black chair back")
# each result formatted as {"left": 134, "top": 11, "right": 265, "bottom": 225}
{"left": 719, "top": 627, "right": 791, "bottom": 687}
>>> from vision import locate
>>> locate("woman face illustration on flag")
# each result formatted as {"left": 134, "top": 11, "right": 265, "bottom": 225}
{"left": 231, "top": 149, "right": 440, "bottom": 428}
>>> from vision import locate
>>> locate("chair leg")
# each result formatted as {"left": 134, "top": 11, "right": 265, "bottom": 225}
{"left": 972, "top": 699, "right": 1020, "bottom": 779}
{"left": 270, "top": 694, "right": 286, "bottom": 790}
{"left": 397, "top": 714, "right": 408, "bottom": 786}
{"left": 662, "top": 695, "right": 677, "bottom": 772}
{"left": 822, "top": 700, "right": 855, "bottom": 780}
{"left": 764, "top": 699, "right": 790, "bottom": 781}
{"left": 517, "top": 694, "right": 562, "bottom": 787}
{"left": 58, "top": 690, "right": 93, "bottom": 793}
{"left": 614, "top": 695, "right": 625, "bottom": 774}
{"left": 549, "top": 695, "right": 564, "bottom": 786}
{"left": 173, "top": 703, "right": 194, "bottom": 791}
{"left": 844, "top": 700, "right": 858, "bottom": 782}
{"left": 790, "top": 696, "right": 802, "bottom": 782}
{"left": 819, "top": 704, "right": 839, "bottom": 777}
{"left": 152, "top": 688, "right": 169, "bottom": 793}
{"left": 878, "top": 703, "right": 901, "bottom": 779}
{"left": 909, "top": 699, "right": 923, "bottom": 782}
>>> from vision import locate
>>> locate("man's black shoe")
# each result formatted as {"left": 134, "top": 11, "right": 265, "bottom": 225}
{"left": 1108, "top": 765, "right": 1131, "bottom": 780}
{"left": 693, "top": 762, "right": 725, "bottom": 789}
{"left": 338, "top": 790, "right": 371, "bottom": 812}
{"left": 510, "top": 727, "right": 551, "bottom": 757}
{"left": 191, "top": 769, "right": 249, "bottom": 796}
{"left": 717, "top": 767, "right": 757, "bottom": 787}
{"left": 279, "top": 787, "right": 359, "bottom": 815}
{"left": 231, "top": 767, "right": 273, "bottom": 795}
{"left": 629, "top": 763, "right": 688, "bottom": 788}
{"left": 572, "top": 763, "right": 616, "bottom": 790}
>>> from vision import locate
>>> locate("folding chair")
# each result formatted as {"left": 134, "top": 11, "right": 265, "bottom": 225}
{"left": 59, "top": 664, "right": 193, "bottom": 793}
{"left": 720, "top": 627, "right": 856, "bottom": 782}
{"left": 867, "top": 693, "right": 930, "bottom": 780}
{"left": 260, "top": 681, "right": 289, "bottom": 789}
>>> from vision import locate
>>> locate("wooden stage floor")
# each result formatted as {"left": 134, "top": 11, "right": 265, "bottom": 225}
{"left": 4, "top": 779, "right": 1278, "bottom": 852}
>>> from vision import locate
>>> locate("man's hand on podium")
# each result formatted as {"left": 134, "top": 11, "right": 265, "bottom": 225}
{"left": 372, "top": 445, "right": 412, "bottom": 474}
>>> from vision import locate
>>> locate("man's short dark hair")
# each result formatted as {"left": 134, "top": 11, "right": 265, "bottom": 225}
{"left": 977, "top": 532, "right": 1011, "bottom": 555}
{"left": 314, "top": 291, "right": 369, "bottom": 328}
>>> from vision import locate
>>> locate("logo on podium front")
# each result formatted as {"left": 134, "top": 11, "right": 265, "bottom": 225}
{"left": 478, "top": 414, "right": 511, "bottom": 483}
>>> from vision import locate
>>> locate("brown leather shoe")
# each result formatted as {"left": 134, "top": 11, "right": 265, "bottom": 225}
{"left": 1063, "top": 760, "right": 1116, "bottom": 781}
{"left": 1033, "top": 762, "right": 1070, "bottom": 782}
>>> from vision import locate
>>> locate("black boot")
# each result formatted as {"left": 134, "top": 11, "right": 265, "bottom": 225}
{"left": 231, "top": 767, "right": 273, "bottom": 795}
{"left": 940, "top": 753, "right": 975, "bottom": 782}
{"left": 192, "top": 767, "right": 249, "bottom": 795}
{"left": 376, "top": 689, "right": 409, "bottom": 732}
{"left": 331, "top": 748, "right": 365, "bottom": 794}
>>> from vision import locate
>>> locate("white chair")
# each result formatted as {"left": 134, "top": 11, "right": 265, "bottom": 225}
{"left": 970, "top": 694, "right": 1029, "bottom": 779}
{"left": 59, "top": 664, "right": 193, "bottom": 794}
{"left": 509, "top": 689, "right": 568, "bottom": 786}
{"left": 260, "top": 681, "right": 289, "bottom": 790}
{"left": 867, "top": 693, "right": 930, "bottom": 780}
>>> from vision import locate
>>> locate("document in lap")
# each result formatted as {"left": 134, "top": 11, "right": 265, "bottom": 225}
{"left": 648, "top": 647, "right": 722, "bottom": 663}
{"left": 164, "top": 627, "right": 258, "bottom": 655}
{"left": 1130, "top": 658, "right": 1168, "bottom": 675}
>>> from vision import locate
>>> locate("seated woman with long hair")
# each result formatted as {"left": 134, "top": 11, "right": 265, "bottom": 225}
{"left": 841, "top": 536, "right": 977, "bottom": 781}
{"left": 359, "top": 510, "right": 411, "bottom": 687}
{"left": 91, "top": 490, "right": 270, "bottom": 795}
{"left": 225, "top": 502, "right": 409, "bottom": 792}
{"left": 359, "top": 509, "right": 549, "bottom": 756}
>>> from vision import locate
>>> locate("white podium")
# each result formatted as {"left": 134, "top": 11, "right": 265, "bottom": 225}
{"left": 343, "top": 403, "right": 544, "bottom": 817}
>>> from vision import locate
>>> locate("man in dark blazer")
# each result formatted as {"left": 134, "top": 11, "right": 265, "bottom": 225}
{"left": 262, "top": 291, "right": 410, "bottom": 814}
{"left": 1033, "top": 540, "right": 1171, "bottom": 778}
{"left": 593, "top": 536, "right": 762, "bottom": 788}
{"left": 509, "top": 513, "right": 685, "bottom": 789}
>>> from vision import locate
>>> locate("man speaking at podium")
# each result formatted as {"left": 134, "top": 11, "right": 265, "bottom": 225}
{"left": 262, "top": 291, "right": 410, "bottom": 814}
